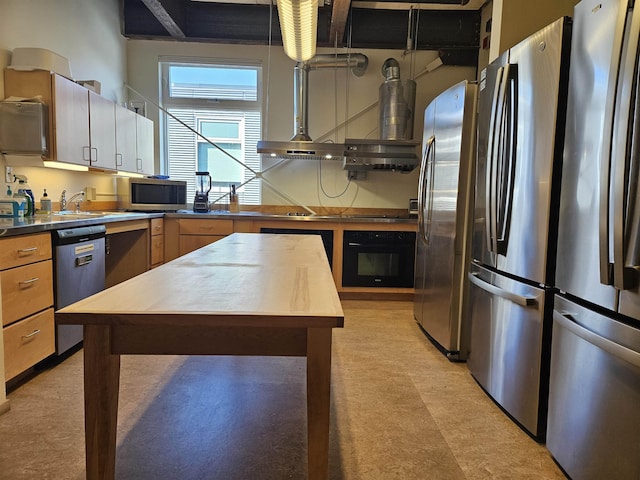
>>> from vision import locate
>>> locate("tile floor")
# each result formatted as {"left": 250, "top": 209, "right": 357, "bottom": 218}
{"left": 0, "top": 300, "right": 566, "bottom": 479}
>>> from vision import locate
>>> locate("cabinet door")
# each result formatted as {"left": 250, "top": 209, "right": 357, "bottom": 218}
{"left": 179, "top": 235, "right": 224, "bottom": 256}
{"left": 136, "top": 115, "right": 154, "bottom": 174}
{"left": 52, "top": 75, "right": 90, "bottom": 166}
{"left": 115, "top": 104, "right": 138, "bottom": 172}
{"left": 88, "top": 91, "right": 116, "bottom": 170}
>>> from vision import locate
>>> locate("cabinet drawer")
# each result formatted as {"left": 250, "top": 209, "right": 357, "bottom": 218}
{"left": 0, "top": 233, "right": 52, "bottom": 270}
{"left": 179, "top": 235, "right": 226, "bottom": 256}
{"left": 151, "top": 218, "right": 164, "bottom": 236}
{"left": 179, "top": 219, "right": 233, "bottom": 235}
{"left": 4, "top": 308, "right": 55, "bottom": 381}
{"left": 1, "top": 261, "right": 54, "bottom": 326}
{"left": 151, "top": 234, "right": 164, "bottom": 265}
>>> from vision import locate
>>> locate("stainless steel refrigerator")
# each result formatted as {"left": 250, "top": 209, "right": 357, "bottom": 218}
{"left": 549, "top": 0, "right": 640, "bottom": 477}
{"left": 413, "top": 80, "right": 478, "bottom": 361}
{"left": 466, "top": 17, "right": 571, "bottom": 439}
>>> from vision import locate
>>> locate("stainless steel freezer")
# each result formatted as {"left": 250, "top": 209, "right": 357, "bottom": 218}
{"left": 467, "top": 263, "right": 551, "bottom": 436}
{"left": 548, "top": 296, "right": 640, "bottom": 480}
{"left": 468, "top": 17, "right": 571, "bottom": 439}
{"left": 413, "top": 80, "right": 477, "bottom": 360}
{"left": 551, "top": 0, "right": 640, "bottom": 477}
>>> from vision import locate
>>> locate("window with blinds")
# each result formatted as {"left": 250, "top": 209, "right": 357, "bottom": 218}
{"left": 160, "top": 60, "right": 262, "bottom": 205}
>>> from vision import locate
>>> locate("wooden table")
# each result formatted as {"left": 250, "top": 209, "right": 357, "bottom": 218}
{"left": 56, "top": 233, "right": 344, "bottom": 480}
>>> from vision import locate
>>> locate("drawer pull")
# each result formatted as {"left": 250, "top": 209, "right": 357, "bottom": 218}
{"left": 18, "top": 277, "right": 40, "bottom": 287}
{"left": 21, "top": 329, "right": 41, "bottom": 341}
{"left": 17, "top": 247, "right": 39, "bottom": 255}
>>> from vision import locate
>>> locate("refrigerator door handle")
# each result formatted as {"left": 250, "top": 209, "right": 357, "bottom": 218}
{"left": 418, "top": 136, "right": 435, "bottom": 243}
{"left": 614, "top": 5, "right": 640, "bottom": 288}
{"left": 495, "top": 65, "right": 517, "bottom": 255}
{"left": 486, "top": 66, "right": 506, "bottom": 255}
{"left": 468, "top": 272, "right": 539, "bottom": 307}
{"left": 425, "top": 136, "right": 437, "bottom": 244}
{"left": 600, "top": 3, "right": 632, "bottom": 287}
{"left": 554, "top": 310, "right": 640, "bottom": 368}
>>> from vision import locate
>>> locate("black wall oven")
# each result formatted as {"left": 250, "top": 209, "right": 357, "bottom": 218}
{"left": 342, "top": 230, "right": 416, "bottom": 287}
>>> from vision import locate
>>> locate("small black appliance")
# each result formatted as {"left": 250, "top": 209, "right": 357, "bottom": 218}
{"left": 193, "top": 171, "right": 211, "bottom": 213}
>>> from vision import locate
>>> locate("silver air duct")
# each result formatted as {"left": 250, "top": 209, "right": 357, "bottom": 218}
{"left": 257, "top": 53, "right": 368, "bottom": 160}
{"left": 258, "top": 53, "right": 419, "bottom": 174}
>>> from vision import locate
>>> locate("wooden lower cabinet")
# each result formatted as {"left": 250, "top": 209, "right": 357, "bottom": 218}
{"left": 178, "top": 219, "right": 234, "bottom": 257}
{"left": 164, "top": 216, "right": 418, "bottom": 298}
{"left": 1, "top": 232, "right": 55, "bottom": 382}
{"left": 1, "top": 261, "right": 54, "bottom": 327}
{"left": 4, "top": 308, "right": 55, "bottom": 381}
{"left": 150, "top": 218, "right": 164, "bottom": 268}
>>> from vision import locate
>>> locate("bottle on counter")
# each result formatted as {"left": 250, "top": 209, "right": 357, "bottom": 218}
{"left": 13, "top": 187, "right": 31, "bottom": 217}
{"left": 14, "top": 175, "right": 34, "bottom": 216}
{"left": 40, "top": 189, "right": 52, "bottom": 214}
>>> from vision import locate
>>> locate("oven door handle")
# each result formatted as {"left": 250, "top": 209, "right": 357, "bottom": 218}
{"left": 347, "top": 242, "right": 362, "bottom": 247}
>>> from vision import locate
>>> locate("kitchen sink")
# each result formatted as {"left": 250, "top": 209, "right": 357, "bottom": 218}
{"left": 42, "top": 211, "right": 140, "bottom": 221}
{"left": 53, "top": 211, "right": 106, "bottom": 216}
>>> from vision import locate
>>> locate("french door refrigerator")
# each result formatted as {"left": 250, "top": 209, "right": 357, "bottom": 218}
{"left": 414, "top": 80, "right": 477, "bottom": 361}
{"left": 549, "top": 0, "right": 640, "bottom": 478}
{"left": 467, "top": 17, "right": 571, "bottom": 440}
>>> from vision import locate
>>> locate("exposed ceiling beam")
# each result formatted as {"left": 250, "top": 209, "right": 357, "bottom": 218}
{"left": 140, "top": 0, "right": 186, "bottom": 39}
{"left": 123, "top": 0, "right": 481, "bottom": 66}
{"left": 329, "top": 0, "right": 351, "bottom": 46}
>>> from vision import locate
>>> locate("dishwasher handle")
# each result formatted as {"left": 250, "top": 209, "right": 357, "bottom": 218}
{"left": 76, "top": 254, "right": 93, "bottom": 267}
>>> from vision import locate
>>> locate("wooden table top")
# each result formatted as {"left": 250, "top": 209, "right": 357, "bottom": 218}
{"left": 56, "top": 233, "right": 344, "bottom": 329}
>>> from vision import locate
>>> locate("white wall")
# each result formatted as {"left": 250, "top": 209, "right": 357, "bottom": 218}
{"left": 0, "top": 0, "right": 127, "bottom": 206}
{"left": 127, "top": 40, "right": 476, "bottom": 208}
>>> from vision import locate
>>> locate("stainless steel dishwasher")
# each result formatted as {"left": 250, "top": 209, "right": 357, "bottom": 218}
{"left": 53, "top": 225, "right": 106, "bottom": 355}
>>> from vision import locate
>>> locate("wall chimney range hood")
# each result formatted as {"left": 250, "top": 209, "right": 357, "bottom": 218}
{"left": 257, "top": 54, "right": 367, "bottom": 160}
{"left": 257, "top": 53, "right": 420, "bottom": 173}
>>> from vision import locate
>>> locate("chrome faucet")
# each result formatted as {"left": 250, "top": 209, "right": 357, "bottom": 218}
{"left": 60, "top": 190, "right": 85, "bottom": 212}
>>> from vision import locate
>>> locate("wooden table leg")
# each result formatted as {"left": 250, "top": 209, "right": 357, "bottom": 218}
{"left": 84, "top": 325, "right": 121, "bottom": 480}
{"left": 306, "top": 327, "right": 332, "bottom": 480}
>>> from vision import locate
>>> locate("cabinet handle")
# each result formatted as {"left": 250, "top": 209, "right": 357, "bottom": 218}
{"left": 17, "top": 247, "right": 38, "bottom": 255}
{"left": 18, "top": 277, "right": 40, "bottom": 287}
{"left": 116, "top": 153, "right": 123, "bottom": 167}
{"left": 21, "top": 329, "right": 41, "bottom": 341}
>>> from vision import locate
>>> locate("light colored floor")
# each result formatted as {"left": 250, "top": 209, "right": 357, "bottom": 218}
{"left": 0, "top": 300, "right": 566, "bottom": 479}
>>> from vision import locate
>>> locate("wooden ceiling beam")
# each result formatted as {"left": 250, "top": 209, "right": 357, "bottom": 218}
{"left": 140, "top": 0, "right": 186, "bottom": 39}
{"left": 329, "top": 0, "right": 351, "bottom": 46}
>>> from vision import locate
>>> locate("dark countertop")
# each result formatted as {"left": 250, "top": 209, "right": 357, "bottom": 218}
{"left": 0, "top": 212, "right": 163, "bottom": 238}
{"left": 0, "top": 210, "right": 416, "bottom": 238}
{"left": 165, "top": 210, "right": 418, "bottom": 224}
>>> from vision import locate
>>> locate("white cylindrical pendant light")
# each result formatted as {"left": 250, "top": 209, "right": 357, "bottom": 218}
{"left": 277, "top": 0, "right": 318, "bottom": 62}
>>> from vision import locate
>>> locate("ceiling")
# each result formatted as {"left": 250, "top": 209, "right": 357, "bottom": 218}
{"left": 122, "top": 0, "right": 485, "bottom": 66}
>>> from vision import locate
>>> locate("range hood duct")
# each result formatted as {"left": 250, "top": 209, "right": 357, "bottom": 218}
{"left": 258, "top": 53, "right": 368, "bottom": 159}
{"left": 257, "top": 53, "right": 419, "bottom": 174}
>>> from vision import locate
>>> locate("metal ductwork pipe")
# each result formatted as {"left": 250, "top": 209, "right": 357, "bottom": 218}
{"left": 291, "top": 53, "right": 368, "bottom": 142}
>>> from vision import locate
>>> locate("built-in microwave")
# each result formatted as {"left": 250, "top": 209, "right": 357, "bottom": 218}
{"left": 342, "top": 230, "right": 416, "bottom": 288}
{"left": 116, "top": 177, "right": 187, "bottom": 211}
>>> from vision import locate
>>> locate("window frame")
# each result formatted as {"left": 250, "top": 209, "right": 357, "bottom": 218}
{"left": 159, "top": 57, "right": 262, "bottom": 205}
